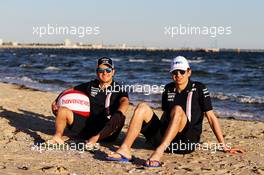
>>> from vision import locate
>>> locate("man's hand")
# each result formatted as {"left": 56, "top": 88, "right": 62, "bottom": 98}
{"left": 223, "top": 146, "right": 245, "bottom": 154}
{"left": 107, "top": 111, "right": 125, "bottom": 131}
{"left": 52, "top": 88, "right": 73, "bottom": 116}
{"left": 51, "top": 101, "right": 58, "bottom": 116}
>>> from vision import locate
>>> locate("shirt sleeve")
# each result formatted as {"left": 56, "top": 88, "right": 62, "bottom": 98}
{"left": 118, "top": 89, "right": 129, "bottom": 99}
{"left": 198, "top": 83, "right": 213, "bottom": 112}
{"left": 73, "top": 82, "right": 90, "bottom": 93}
{"left": 161, "top": 85, "right": 168, "bottom": 111}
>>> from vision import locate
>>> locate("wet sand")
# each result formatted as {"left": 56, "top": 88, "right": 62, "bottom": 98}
{"left": 0, "top": 82, "right": 263, "bottom": 175}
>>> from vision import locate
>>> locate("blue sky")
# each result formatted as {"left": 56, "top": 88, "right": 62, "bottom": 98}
{"left": 0, "top": 0, "right": 263, "bottom": 49}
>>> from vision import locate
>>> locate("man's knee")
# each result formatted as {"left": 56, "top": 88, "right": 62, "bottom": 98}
{"left": 136, "top": 102, "right": 151, "bottom": 112}
{"left": 170, "top": 106, "right": 187, "bottom": 131}
{"left": 134, "top": 102, "right": 153, "bottom": 122}
{"left": 57, "top": 107, "right": 73, "bottom": 123}
{"left": 57, "top": 106, "right": 71, "bottom": 115}
{"left": 170, "top": 105, "right": 186, "bottom": 120}
{"left": 170, "top": 105, "right": 187, "bottom": 121}
{"left": 135, "top": 102, "right": 153, "bottom": 116}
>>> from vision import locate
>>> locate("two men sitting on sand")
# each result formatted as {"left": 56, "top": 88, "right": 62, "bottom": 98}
{"left": 48, "top": 56, "right": 243, "bottom": 167}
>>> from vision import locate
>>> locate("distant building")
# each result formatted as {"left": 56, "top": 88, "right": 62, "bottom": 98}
{"left": 92, "top": 44, "right": 103, "bottom": 49}
{"left": 121, "top": 43, "right": 126, "bottom": 49}
{"left": 64, "top": 39, "right": 71, "bottom": 46}
{"left": 0, "top": 39, "right": 2, "bottom": 45}
{"left": 12, "top": 42, "right": 18, "bottom": 46}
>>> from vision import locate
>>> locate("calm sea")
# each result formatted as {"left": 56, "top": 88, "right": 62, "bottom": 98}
{"left": 0, "top": 48, "right": 263, "bottom": 121}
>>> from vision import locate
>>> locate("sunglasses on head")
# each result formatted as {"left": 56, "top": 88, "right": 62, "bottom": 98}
{"left": 96, "top": 67, "right": 112, "bottom": 73}
{"left": 172, "top": 69, "right": 186, "bottom": 75}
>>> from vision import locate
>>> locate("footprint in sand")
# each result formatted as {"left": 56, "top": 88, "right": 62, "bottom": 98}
{"left": 40, "top": 165, "right": 68, "bottom": 174}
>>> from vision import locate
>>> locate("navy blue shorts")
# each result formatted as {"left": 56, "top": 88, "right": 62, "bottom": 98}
{"left": 67, "top": 113, "right": 122, "bottom": 142}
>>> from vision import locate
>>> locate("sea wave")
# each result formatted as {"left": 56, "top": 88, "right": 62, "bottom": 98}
{"left": 211, "top": 92, "right": 264, "bottom": 104}
{"left": 215, "top": 108, "right": 256, "bottom": 120}
{"left": 20, "top": 76, "right": 38, "bottom": 83}
{"left": 44, "top": 66, "right": 61, "bottom": 71}
{"left": 129, "top": 59, "right": 152, "bottom": 63}
{"left": 111, "top": 58, "right": 121, "bottom": 62}
{"left": 49, "top": 54, "right": 57, "bottom": 58}
{"left": 3, "top": 76, "right": 38, "bottom": 83}
{"left": 19, "top": 64, "right": 32, "bottom": 68}
{"left": 161, "top": 59, "right": 171, "bottom": 62}
{"left": 189, "top": 57, "right": 205, "bottom": 63}
{"left": 162, "top": 57, "right": 204, "bottom": 63}
{"left": 188, "top": 59, "right": 205, "bottom": 63}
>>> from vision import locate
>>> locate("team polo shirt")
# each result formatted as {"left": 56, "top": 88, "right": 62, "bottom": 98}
{"left": 74, "top": 79, "right": 128, "bottom": 120}
{"left": 161, "top": 80, "right": 213, "bottom": 136}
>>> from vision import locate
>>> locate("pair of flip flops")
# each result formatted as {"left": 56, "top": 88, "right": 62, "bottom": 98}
{"left": 106, "top": 153, "right": 162, "bottom": 167}
{"left": 106, "top": 152, "right": 133, "bottom": 163}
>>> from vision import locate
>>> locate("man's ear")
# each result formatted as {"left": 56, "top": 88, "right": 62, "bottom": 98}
{"left": 188, "top": 69, "right": 192, "bottom": 77}
{"left": 112, "top": 69, "right": 116, "bottom": 76}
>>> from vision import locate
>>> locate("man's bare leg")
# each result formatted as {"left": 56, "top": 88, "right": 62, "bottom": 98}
{"left": 85, "top": 125, "right": 113, "bottom": 145}
{"left": 107, "top": 102, "right": 153, "bottom": 159}
{"left": 47, "top": 107, "right": 74, "bottom": 144}
{"left": 146, "top": 105, "right": 187, "bottom": 166}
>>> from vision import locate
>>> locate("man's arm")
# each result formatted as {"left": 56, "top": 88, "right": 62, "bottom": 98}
{"left": 103, "top": 96, "right": 129, "bottom": 130}
{"left": 51, "top": 88, "right": 73, "bottom": 115}
{"left": 205, "top": 110, "right": 244, "bottom": 153}
{"left": 86, "top": 97, "right": 129, "bottom": 143}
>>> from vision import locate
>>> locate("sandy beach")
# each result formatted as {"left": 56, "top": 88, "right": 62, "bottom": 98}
{"left": 0, "top": 82, "right": 264, "bottom": 175}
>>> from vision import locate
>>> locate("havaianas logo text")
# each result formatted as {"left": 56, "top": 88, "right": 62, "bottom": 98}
{"left": 62, "top": 99, "right": 89, "bottom": 106}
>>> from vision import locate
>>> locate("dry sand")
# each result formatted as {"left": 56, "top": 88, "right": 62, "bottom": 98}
{"left": 0, "top": 82, "right": 264, "bottom": 175}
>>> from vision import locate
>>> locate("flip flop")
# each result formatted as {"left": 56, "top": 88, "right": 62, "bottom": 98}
{"left": 106, "top": 152, "right": 132, "bottom": 163}
{"left": 144, "top": 159, "right": 162, "bottom": 168}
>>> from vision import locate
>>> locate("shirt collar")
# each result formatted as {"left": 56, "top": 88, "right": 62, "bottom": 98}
{"left": 96, "top": 79, "right": 115, "bottom": 90}
{"left": 176, "top": 79, "right": 192, "bottom": 93}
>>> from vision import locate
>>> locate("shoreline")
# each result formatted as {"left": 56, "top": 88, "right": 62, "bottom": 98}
{"left": 1, "top": 44, "right": 264, "bottom": 53}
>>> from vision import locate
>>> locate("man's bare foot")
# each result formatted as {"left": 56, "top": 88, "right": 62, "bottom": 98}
{"left": 107, "top": 145, "right": 132, "bottom": 160}
{"left": 46, "top": 135, "right": 64, "bottom": 144}
{"left": 145, "top": 150, "right": 164, "bottom": 167}
{"left": 86, "top": 135, "right": 99, "bottom": 145}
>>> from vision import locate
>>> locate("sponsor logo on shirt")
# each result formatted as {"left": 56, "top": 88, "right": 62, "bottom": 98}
{"left": 91, "top": 87, "right": 100, "bottom": 97}
{"left": 167, "top": 92, "right": 176, "bottom": 102}
{"left": 203, "top": 88, "right": 210, "bottom": 98}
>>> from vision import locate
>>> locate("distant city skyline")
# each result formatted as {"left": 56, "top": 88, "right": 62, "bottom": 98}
{"left": 0, "top": 0, "right": 263, "bottom": 49}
